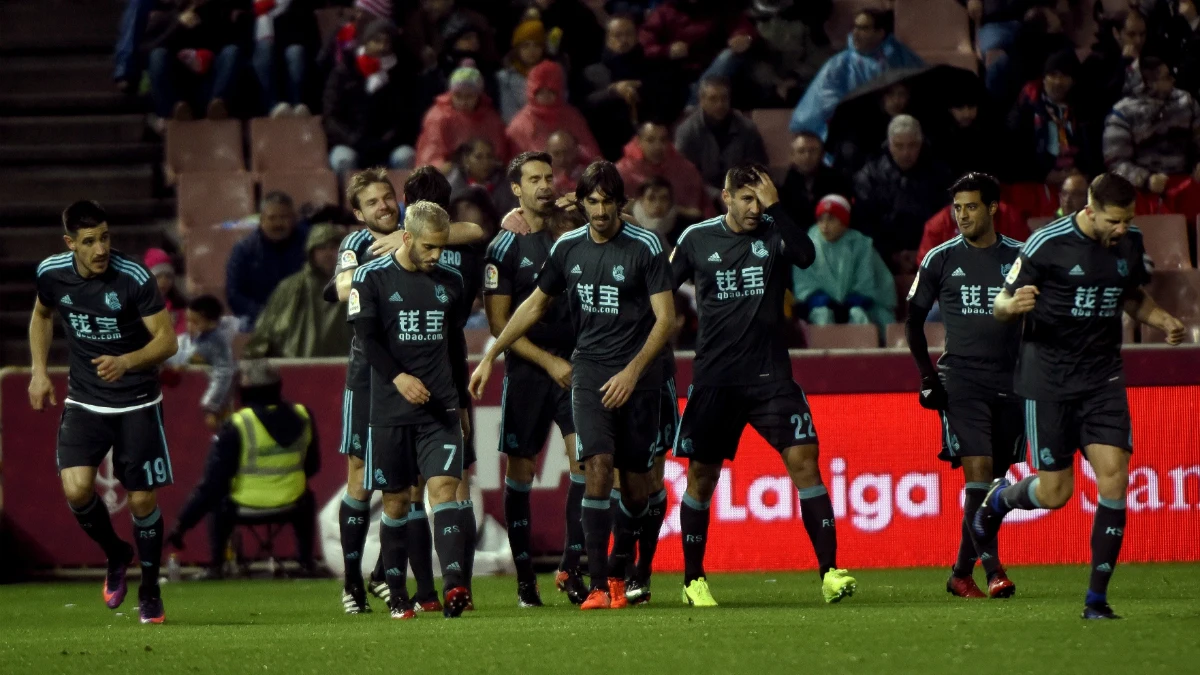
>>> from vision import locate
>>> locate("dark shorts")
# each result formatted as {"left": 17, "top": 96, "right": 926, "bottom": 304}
{"left": 675, "top": 380, "right": 816, "bottom": 464}
{"left": 1026, "top": 388, "right": 1133, "bottom": 472}
{"left": 365, "top": 419, "right": 464, "bottom": 493}
{"left": 499, "top": 372, "right": 575, "bottom": 458}
{"left": 339, "top": 387, "right": 370, "bottom": 459}
{"left": 572, "top": 386, "right": 660, "bottom": 473}
{"left": 57, "top": 402, "right": 174, "bottom": 491}
{"left": 938, "top": 376, "right": 1025, "bottom": 474}
{"left": 656, "top": 377, "right": 681, "bottom": 457}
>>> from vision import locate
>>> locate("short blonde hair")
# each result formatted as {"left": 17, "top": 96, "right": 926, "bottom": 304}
{"left": 346, "top": 167, "right": 394, "bottom": 211}
{"left": 403, "top": 200, "right": 451, "bottom": 237}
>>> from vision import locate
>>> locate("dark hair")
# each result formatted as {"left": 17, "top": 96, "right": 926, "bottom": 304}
{"left": 575, "top": 160, "right": 626, "bottom": 205}
{"left": 698, "top": 74, "right": 731, "bottom": 92}
{"left": 454, "top": 137, "right": 493, "bottom": 165}
{"left": 948, "top": 172, "right": 1001, "bottom": 206}
{"left": 794, "top": 129, "right": 823, "bottom": 145}
{"left": 1089, "top": 173, "right": 1137, "bottom": 209}
{"left": 450, "top": 186, "right": 500, "bottom": 235}
{"left": 858, "top": 8, "right": 893, "bottom": 33}
{"left": 725, "top": 164, "right": 769, "bottom": 192}
{"left": 188, "top": 294, "right": 224, "bottom": 322}
{"left": 507, "top": 151, "right": 554, "bottom": 185}
{"left": 261, "top": 190, "right": 293, "bottom": 210}
{"left": 404, "top": 166, "right": 452, "bottom": 209}
{"left": 639, "top": 175, "right": 672, "bottom": 198}
{"left": 1138, "top": 54, "right": 1171, "bottom": 80}
{"left": 62, "top": 200, "right": 108, "bottom": 234}
{"left": 545, "top": 203, "right": 586, "bottom": 231}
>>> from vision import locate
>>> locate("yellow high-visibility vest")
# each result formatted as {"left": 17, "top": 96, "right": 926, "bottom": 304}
{"left": 228, "top": 404, "right": 311, "bottom": 509}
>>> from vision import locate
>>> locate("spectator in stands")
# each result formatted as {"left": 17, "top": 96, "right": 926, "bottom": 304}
{"left": 1103, "top": 56, "right": 1200, "bottom": 196}
{"left": 447, "top": 137, "right": 517, "bottom": 215}
{"left": 114, "top": 0, "right": 154, "bottom": 92}
{"left": 1083, "top": 8, "right": 1149, "bottom": 114}
{"left": 529, "top": 0, "right": 606, "bottom": 83}
{"left": 144, "top": 247, "right": 188, "bottom": 335}
{"left": 496, "top": 18, "right": 548, "bottom": 122}
{"left": 547, "top": 130, "right": 586, "bottom": 194}
{"left": 631, "top": 176, "right": 687, "bottom": 246}
{"left": 780, "top": 132, "right": 852, "bottom": 229}
{"left": 792, "top": 195, "right": 896, "bottom": 328}
{"left": 1007, "top": 49, "right": 1100, "bottom": 185}
{"left": 724, "top": 0, "right": 831, "bottom": 108}
{"left": 506, "top": 61, "right": 601, "bottom": 161}
{"left": 788, "top": 8, "right": 922, "bottom": 138}
{"left": 1164, "top": 0, "right": 1200, "bottom": 97}
{"left": 993, "top": 4, "right": 1074, "bottom": 103}
{"left": 828, "top": 80, "right": 912, "bottom": 177}
{"left": 965, "top": 0, "right": 1033, "bottom": 98}
{"left": 853, "top": 115, "right": 953, "bottom": 273}
{"left": 415, "top": 60, "right": 509, "bottom": 172}
{"left": 1057, "top": 171, "right": 1089, "bottom": 216}
{"left": 639, "top": 0, "right": 756, "bottom": 83}
{"left": 144, "top": 0, "right": 249, "bottom": 127}
{"left": 674, "top": 76, "right": 769, "bottom": 191}
{"left": 226, "top": 191, "right": 309, "bottom": 329}
{"left": 396, "top": 0, "right": 497, "bottom": 72}
{"left": 168, "top": 295, "right": 237, "bottom": 430}
{"left": 617, "top": 121, "right": 714, "bottom": 221}
{"left": 251, "top": 0, "right": 318, "bottom": 117}
{"left": 245, "top": 223, "right": 351, "bottom": 358}
{"left": 324, "top": 20, "right": 420, "bottom": 180}
{"left": 450, "top": 185, "right": 501, "bottom": 241}
{"left": 436, "top": 11, "right": 500, "bottom": 90}
{"left": 931, "top": 81, "right": 1006, "bottom": 178}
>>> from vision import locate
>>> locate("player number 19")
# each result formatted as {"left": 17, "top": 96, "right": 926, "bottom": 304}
{"left": 142, "top": 458, "right": 168, "bottom": 485}
{"left": 791, "top": 413, "right": 814, "bottom": 441}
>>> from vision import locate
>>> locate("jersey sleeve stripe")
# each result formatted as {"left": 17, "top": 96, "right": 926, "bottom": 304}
{"left": 37, "top": 260, "right": 75, "bottom": 276}
{"left": 486, "top": 230, "right": 515, "bottom": 260}
{"left": 675, "top": 217, "right": 723, "bottom": 246}
{"left": 919, "top": 235, "right": 962, "bottom": 269}
{"left": 352, "top": 256, "right": 390, "bottom": 282}
{"left": 621, "top": 225, "right": 663, "bottom": 255}
{"left": 1023, "top": 221, "right": 1075, "bottom": 257}
{"left": 111, "top": 258, "right": 151, "bottom": 284}
{"left": 36, "top": 253, "right": 73, "bottom": 274}
{"left": 549, "top": 226, "right": 588, "bottom": 255}
{"left": 435, "top": 261, "right": 464, "bottom": 281}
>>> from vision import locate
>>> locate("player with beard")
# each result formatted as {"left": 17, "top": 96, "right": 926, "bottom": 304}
{"left": 326, "top": 168, "right": 483, "bottom": 614}
{"left": 470, "top": 161, "right": 676, "bottom": 610}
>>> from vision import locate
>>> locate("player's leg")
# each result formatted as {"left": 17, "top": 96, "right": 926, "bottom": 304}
{"left": 337, "top": 388, "right": 381, "bottom": 609}
{"left": 1078, "top": 387, "right": 1135, "bottom": 619}
{"left": 406, "top": 477, "right": 439, "bottom": 610}
{"left": 940, "top": 388, "right": 999, "bottom": 598}
{"left": 604, "top": 388, "right": 659, "bottom": 608}
{"left": 120, "top": 404, "right": 174, "bottom": 624}
{"left": 631, "top": 379, "right": 678, "bottom": 597}
{"left": 367, "top": 426, "right": 416, "bottom": 619}
{"left": 571, "top": 386, "right": 619, "bottom": 608}
{"left": 555, "top": 431, "right": 589, "bottom": 604}
{"left": 500, "top": 377, "right": 556, "bottom": 605}
{"left": 417, "top": 420, "right": 470, "bottom": 617}
{"left": 977, "top": 398, "right": 1028, "bottom": 599}
{"left": 455, "top": 405, "right": 478, "bottom": 596}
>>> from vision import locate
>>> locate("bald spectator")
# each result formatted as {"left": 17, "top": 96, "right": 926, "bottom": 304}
{"left": 415, "top": 59, "right": 509, "bottom": 171}
{"left": 779, "top": 133, "right": 851, "bottom": 227}
{"left": 226, "top": 192, "right": 309, "bottom": 328}
{"left": 674, "top": 76, "right": 769, "bottom": 190}
{"left": 617, "top": 121, "right": 714, "bottom": 220}
{"left": 506, "top": 61, "right": 601, "bottom": 161}
{"left": 1057, "top": 172, "right": 1089, "bottom": 216}
{"left": 548, "top": 130, "right": 586, "bottom": 194}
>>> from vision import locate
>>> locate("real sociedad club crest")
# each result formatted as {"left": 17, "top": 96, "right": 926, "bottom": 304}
{"left": 752, "top": 240, "right": 768, "bottom": 258}
{"left": 104, "top": 291, "right": 122, "bottom": 311}
{"left": 1117, "top": 259, "right": 1128, "bottom": 277}
{"left": 435, "top": 284, "right": 448, "bottom": 303}
{"left": 612, "top": 265, "right": 625, "bottom": 282}
{"left": 1000, "top": 263, "right": 1013, "bottom": 277}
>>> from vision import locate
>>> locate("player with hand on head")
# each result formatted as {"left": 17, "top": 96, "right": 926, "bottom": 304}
{"left": 977, "top": 173, "right": 1187, "bottom": 620}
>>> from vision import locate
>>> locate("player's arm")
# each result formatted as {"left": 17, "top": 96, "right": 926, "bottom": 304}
{"left": 1123, "top": 287, "right": 1186, "bottom": 345}
{"left": 904, "top": 261, "right": 946, "bottom": 409}
{"left": 369, "top": 221, "right": 485, "bottom": 256}
{"left": 484, "top": 294, "right": 572, "bottom": 388}
{"left": 353, "top": 317, "right": 431, "bottom": 405}
{"left": 995, "top": 254, "right": 1040, "bottom": 323}
{"left": 94, "top": 310, "right": 179, "bottom": 383}
{"left": 469, "top": 289, "right": 553, "bottom": 398}
{"left": 331, "top": 269, "right": 355, "bottom": 302}
{"left": 28, "top": 298, "right": 57, "bottom": 410}
{"left": 601, "top": 290, "right": 675, "bottom": 409}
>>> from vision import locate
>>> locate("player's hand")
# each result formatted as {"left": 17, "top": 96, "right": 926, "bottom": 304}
{"left": 368, "top": 230, "right": 405, "bottom": 256}
{"left": 1160, "top": 314, "right": 1187, "bottom": 345}
{"left": 600, "top": 367, "right": 638, "bottom": 409}
{"left": 747, "top": 168, "right": 780, "bottom": 209}
{"left": 1148, "top": 173, "right": 1169, "bottom": 194}
{"left": 458, "top": 408, "right": 472, "bottom": 439}
{"left": 501, "top": 208, "right": 531, "bottom": 234}
{"left": 92, "top": 355, "right": 129, "bottom": 382}
{"left": 918, "top": 375, "right": 948, "bottom": 411}
{"left": 393, "top": 373, "right": 430, "bottom": 405}
{"left": 1009, "top": 285, "right": 1039, "bottom": 315}
{"left": 28, "top": 372, "right": 57, "bottom": 411}
{"left": 669, "top": 41, "right": 689, "bottom": 59}
{"left": 468, "top": 358, "right": 493, "bottom": 400}
{"left": 544, "top": 356, "right": 573, "bottom": 389}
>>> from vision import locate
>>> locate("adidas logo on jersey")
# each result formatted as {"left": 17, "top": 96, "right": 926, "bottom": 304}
{"left": 951, "top": 268, "right": 966, "bottom": 277}
{"left": 520, "top": 257, "right": 533, "bottom": 268}
{"left": 61, "top": 294, "right": 73, "bottom": 306}
{"left": 570, "top": 265, "right": 582, "bottom": 275}
{"left": 389, "top": 292, "right": 403, "bottom": 302}
{"left": 1070, "top": 264, "right": 1085, "bottom": 276}
{"left": 708, "top": 252, "right": 721, "bottom": 262}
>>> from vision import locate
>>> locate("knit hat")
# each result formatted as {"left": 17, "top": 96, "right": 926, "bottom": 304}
{"left": 143, "top": 248, "right": 174, "bottom": 275}
{"left": 815, "top": 194, "right": 851, "bottom": 226}
{"left": 306, "top": 223, "right": 345, "bottom": 254}
{"left": 1044, "top": 48, "right": 1079, "bottom": 77}
{"left": 354, "top": 0, "right": 392, "bottom": 21}
{"left": 449, "top": 59, "right": 484, "bottom": 93}
{"left": 511, "top": 19, "right": 546, "bottom": 47}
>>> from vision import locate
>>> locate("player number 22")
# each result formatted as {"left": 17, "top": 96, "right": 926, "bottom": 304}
{"left": 142, "top": 458, "right": 168, "bottom": 485}
{"left": 791, "top": 413, "right": 814, "bottom": 441}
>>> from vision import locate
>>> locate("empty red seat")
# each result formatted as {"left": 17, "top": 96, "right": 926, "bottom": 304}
{"left": 184, "top": 225, "right": 249, "bottom": 300}
{"left": 1135, "top": 214, "right": 1191, "bottom": 270}
{"left": 1146, "top": 269, "right": 1200, "bottom": 321}
{"left": 749, "top": 109, "right": 794, "bottom": 170}
{"left": 895, "top": 0, "right": 972, "bottom": 55}
{"left": 250, "top": 117, "right": 328, "bottom": 173}
{"left": 165, "top": 119, "right": 244, "bottom": 180}
{"left": 805, "top": 323, "right": 879, "bottom": 349}
{"left": 260, "top": 169, "right": 340, "bottom": 210}
{"left": 177, "top": 172, "right": 256, "bottom": 237}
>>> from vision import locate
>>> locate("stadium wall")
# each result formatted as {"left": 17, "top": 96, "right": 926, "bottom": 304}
{"left": 2, "top": 348, "right": 1198, "bottom": 571}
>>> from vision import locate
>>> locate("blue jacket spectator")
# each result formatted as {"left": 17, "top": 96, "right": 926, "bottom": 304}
{"left": 225, "top": 192, "right": 309, "bottom": 328}
{"left": 788, "top": 9, "right": 922, "bottom": 138}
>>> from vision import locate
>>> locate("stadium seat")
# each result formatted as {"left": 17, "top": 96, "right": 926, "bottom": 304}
{"left": 177, "top": 172, "right": 256, "bottom": 237}
{"left": 805, "top": 323, "right": 880, "bottom": 349}
{"left": 749, "top": 109, "right": 794, "bottom": 170}
{"left": 884, "top": 321, "right": 945, "bottom": 349}
{"left": 184, "top": 225, "right": 249, "bottom": 299}
{"left": 895, "top": 0, "right": 972, "bottom": 56}
{"left": 259, "top": 170, "right": 340, "bottom": 211}
{"left": 249, "top": 117, "right": 329, "bottom": 173}
{"left": 1146, "top": 269, "right": 1200, "bottom": 321}
{"left": 1135, "top": 214, "right": 1191, "bottom": 270}
{"left": 919, "top": 51, "right": 980, "bottom": 72}
{"left": 825, "top": 0, "right": 887, "bottom": 50}
{"left": 165, "top": 120, "right": 244, "bottom": 182}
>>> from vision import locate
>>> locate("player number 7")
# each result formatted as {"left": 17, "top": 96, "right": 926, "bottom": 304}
{"left": 443, "top": 444, "right": 457, "bottom": 471}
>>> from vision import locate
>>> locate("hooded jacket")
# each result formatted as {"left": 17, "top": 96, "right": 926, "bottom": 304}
{"left": 415, "top": 91, "right": 510, "bottom": 167}
{"left": 616, "top": 138, "right": 714, "bottom": 219}
{"left": 506, "top": 61, "right": 600, "bottom": 163}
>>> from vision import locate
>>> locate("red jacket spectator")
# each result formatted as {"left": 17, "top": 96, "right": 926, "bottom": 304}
{"left": 917, "top": 202, "right": 1031, "bottom": 263}
{"left": 639, "top": 0, "right": 755, "bottom": 77}
{"left": 616, "top": 126, "right": 714, "bottom": 220}
{"left": 506, "top": 61, "right": 600, "bottom": 163}
{"left": 415, "top": 61, "right": 509, "bottom": 169}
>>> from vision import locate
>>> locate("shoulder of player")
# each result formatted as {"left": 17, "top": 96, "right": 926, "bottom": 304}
{"left": 1022, "top": 216, "right": 1076, "bottom": 258}
{"left": 351, "top": 255, "right": 392, "bottom": 283}
{"left": 674, "top": 216, "right": 725, "bottom": 249}
{"left": 35, "top": 252, "right": 75, "bottom": 279}
{"left": 108, "top": 251, "right": 153, "bottom": 285}
{"left": 618, "top": 223, "right": 664, "bottom": 256}
{"left": 433, "top": 261, "right": 465, "bottom": 288}
{"left": 548, "top": 225, "right": 589, "bottom": 256}
{"left": 485, "top": 229, "right": 518, "bottom": 259}
{"left": 919, "top": 235, "right": 963, "bottom": 270}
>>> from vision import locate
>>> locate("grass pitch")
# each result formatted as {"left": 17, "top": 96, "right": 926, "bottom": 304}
{"left": 1, "top": 565, "right": 1198, "bottom": 675}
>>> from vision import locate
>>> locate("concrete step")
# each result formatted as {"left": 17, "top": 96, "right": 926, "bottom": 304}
{"left": 0, "top": 0, "right": 120, "bottom": 54}
{"left": 0, "top": 224, "right": 169, "bottom": 262}
{"left": 0, "top": 339, "right": 68, "bottom": 368}
{"left": 0, "top": 91, "right": 141, "bottom": 115}
{"left": 0, "top": 114, "right": 149, "bottom": 146}
{"left": 0, "top": 198, "right": 174, "bottom": 228}
{"left": 0, "top": 55, "right": 114, "bottom": 95}
{"left": 0, "top": 165, "right": 156, "bottom": 204}
{"left": 0, "top": 142, "right": 161, "bottom": 166}
{"left": 0, "top": 283, "right": 36, "bottom": 313}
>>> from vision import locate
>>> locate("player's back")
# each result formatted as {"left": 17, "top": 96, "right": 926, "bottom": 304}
{"left": 1007, "top": 215, "right": 1149, "bottom": 400}
{"left": 36, "top": 250, "right": 163, "bottom": 409}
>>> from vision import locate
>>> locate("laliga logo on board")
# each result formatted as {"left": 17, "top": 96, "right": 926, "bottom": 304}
{"left": 96, "top": 449, "right": 127, "bottom": 515}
